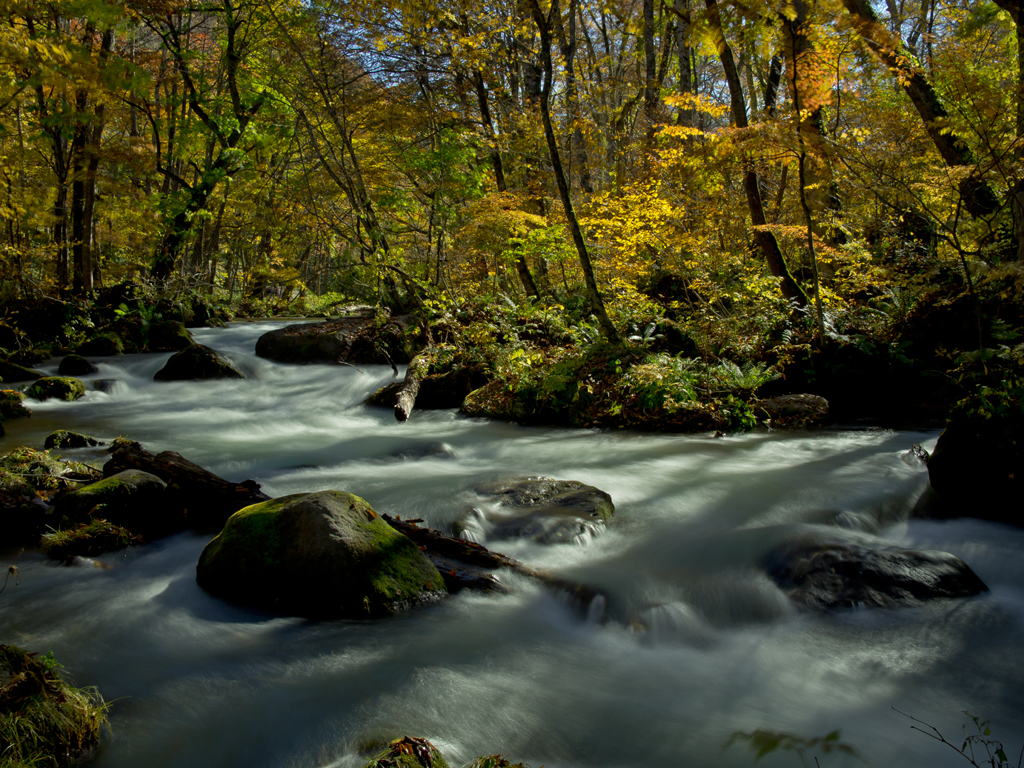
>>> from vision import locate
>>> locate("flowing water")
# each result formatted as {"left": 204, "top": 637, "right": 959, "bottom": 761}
{"left": 2, "top": 321, "right": 1022, "bottom": 768}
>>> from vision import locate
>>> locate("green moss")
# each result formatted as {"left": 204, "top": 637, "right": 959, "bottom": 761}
{"left": 26, "top": 377, "right": 86, "bottom": 403}
{"left": 40, "top": 519, "right": 138, "bottom": 560}
{"left": 43, "top": 431, "right": 104, "bottom": 450}
{"left": 77, "top": 331, "right": 123, "bottom": 357}
{"left": 197, "top": 491, "right": 446, "bottom": 617}
{"left": 0, "top": 645, "right": 108, "bottom": 768}
{"left": 467, "top": 757, "right": 531, "bottom": 768}
{"left": 363, "top": 736, "right": 450, "bottom": 768}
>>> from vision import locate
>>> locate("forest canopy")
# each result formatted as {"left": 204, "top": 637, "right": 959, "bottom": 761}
{"left": 1, "top": 0, "right": 1022, "bottom": 337}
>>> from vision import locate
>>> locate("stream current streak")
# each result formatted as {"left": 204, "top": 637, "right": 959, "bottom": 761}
{"left": 1, "top": 321, "right": 1022, "bottom": 768}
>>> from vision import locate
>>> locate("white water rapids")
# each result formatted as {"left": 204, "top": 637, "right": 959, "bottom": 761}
{"left": 1, "top": 321, "right": 1022, "bottom": 768}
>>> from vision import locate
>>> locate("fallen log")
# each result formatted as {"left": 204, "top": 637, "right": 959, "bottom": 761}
{"left": 383, "top": 514, "right": 604, "bottom": 611}
{"left": 394, "top": 353, "right": 432, "bottom": 422}
{"left": 103, "top": 442, "right": 270, "bottom": 531}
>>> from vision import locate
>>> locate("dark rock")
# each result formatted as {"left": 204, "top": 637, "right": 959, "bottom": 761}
{"left": 54, "top": 469, "right": 178, "bottom": 539}
{"left": 0, "top": 359, "right": 43, "bottom": 383}
{"left": 901, "top": 443, "right": 930, "bottom": 468}
{"left": 44, "top": 431, "right": 105, "bottom": 450}
{"left": 154, "top": 344, "right": 245, "bottom": 381}
{"left": 458, "top": 476, "right": 615, "bottom": 544}
{"left": 102, "top": 442, "right": 269, "bottom": 531}
{"left": 26, "top": 377, "right": 86, "bottom": 402}
{"left": 765, "top": 538, "right": 988, "bottom": 610}
{"left": 148, "top": 319, "right": 194, "bottom": 351}
{"left": 925, "top": 414, "right": 1023, "bottom": 526}
{"left": 76, "top": 332, "right": 123, "bottom": 356}
{"left": 196, "top": 490, "right": 447, "bottom": 617}
{"left": 756, "top": 394, "right": 829, "bottom": 428}
{"left": 255, "top": 315, "right": 419, "bottom": 365}
{"left": 0, "top": 390, "right": 30, "bottom": 420}
{"left": 57, "top": 354, "right": 98, "bottom": 376}
{"left": 93, "top": 379, "right": 119, "bottom": 393}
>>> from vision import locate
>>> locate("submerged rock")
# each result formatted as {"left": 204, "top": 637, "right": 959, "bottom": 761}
{"left": 196, "top": 490, "right": 447, "bottom": 617}
{"left": 57, "top": 354, "right": 98, "bottom": 376}
{"left": 26, "top": 376, "right": 86, "bottom": 402}
{"left": 458, "top": 476, "right": 614, "bottom": 544}
{"left": 154, "top": 344, "right": 245, "bottom": 381}
{"left": 764, "top": 539, "right": 988, "bottom": 610}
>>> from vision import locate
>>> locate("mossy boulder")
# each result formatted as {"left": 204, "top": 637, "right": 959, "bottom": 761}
{"left": 147, "top": 318, "right": 194, "bottom": 351}
{"left": 0, "top": 645, "right": 108, "bottom": 767}
{"left": 76, "top": 331, "right": 124, "bottom": 356}
{"left": 0, "top": 389, "right": 30, "bottom": 420}
{"left": 255, "top": 314, "right": 421, "bottom": 365}
{"left": 54, "top": 469, "right": 177, "bottom": 539}
{"left": 44, "top": 431, "right": 105, "bottom": 450}
{"left": 57, "top": 354, "right": 98, "bottom": 376}
{"left": 26, "top": 377, "right": 86, "bottom": 402}
{"left": 154, "top": 344, "right": 245, "bottom": 381}
{"left": 196, "top": 490, "right": 447, "bottom": 617}
{"left": 0, "top": 359, "right": 43, "bottom": 383}
{"left": 363, "top": 737, "right": 450, "bottom": 768}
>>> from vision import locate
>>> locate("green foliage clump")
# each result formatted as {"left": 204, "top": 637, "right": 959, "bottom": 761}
{"left": 0, "top": 645, "right": 108, "bottom": 768}
{"left": 40, "top": 519, "right": 139, "bottom": 560}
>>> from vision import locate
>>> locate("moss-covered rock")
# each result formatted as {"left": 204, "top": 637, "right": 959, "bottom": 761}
{"left": 147, "top": 318, "right": 194, "bottom": 351}
{"left": 0, "top": 645, "right": 108, "bottom": 768}
{"left": 255, "top": 314, "right": 422, "bottom": 365}
{"left": 0, "top": 389, "right": 30, "bottom": 420}
{"left": 54, "top": 469, "right": 176, "bottom": 539}
{"left": 44, "top": 431, "right": 105, "bottom": 450}
{"left": 196, "top": 490, "right": 447, "bottom": 617}
{"left": 40, "top": 518, "right": 139, "bottom": 560}
{"left": 26, "top": 377, "right": 86, "bottom": 402}
{"left": 0, "top": 359, "right": 43, "bottom": 383}
{"left": 153, "top": 344, "right": 245, "bottom": 381}
{"left": 363, "top": 737, "right": 450, "bottom": 768}
{"left": 76, "top": 331, "right": 124, "bottom": 356}
{"left": 57, "top": 354, "right": 98, "bottom": 377}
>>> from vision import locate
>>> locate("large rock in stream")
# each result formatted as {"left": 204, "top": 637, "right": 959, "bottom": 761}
{"left": 255, "top": 314, "right": 420, "bottom": 365}
{"left": 765, "top": 539, "right": 988, "bottom": 610}
{"left": 196, "top": 491, "right": 447, "bottom": 617}
{"left": 457, "top": 476, "right": 615, "bottom": 544}
{"left": 922, "top": 413, "right": 1023, "bottom": 526}
{"left": 154, "top": 344, "right": 245, "bottom": 381}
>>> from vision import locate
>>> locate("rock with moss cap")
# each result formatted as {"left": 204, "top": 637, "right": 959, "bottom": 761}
{"left": 148, "top": 318, "right": 194, "bottom": 351}
{"left": 154, "top": 344, "right": 245, "bottom": 381}
{"left": 0, "top": 389, "right": 30, "bottom": 420}
{"left": 26, "top": 376, "right": 86, "bottom": 402}
{"left": 76, "top": 330, "right": 124, "bottom": 356}
{"left": 44, "top": 430, "right": 105, "bottom": 450}
{"left": 196, "top": 490, "right": 447, "bottom": 617}
{"left": 0, "top": 358, "right": 43, "bottom": 383}
{"left": 54, "top": 469, "right": 177, "bottom": 539}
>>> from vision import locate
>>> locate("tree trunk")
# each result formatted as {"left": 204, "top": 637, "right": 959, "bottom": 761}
{"left": 527, "top": 0, "right": 622, "bottom": 344}
{"left": 705, "top": 0, "right": 809, "bottom": 308}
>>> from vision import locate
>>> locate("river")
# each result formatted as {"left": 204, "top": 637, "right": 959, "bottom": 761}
{"left": 1, "top": 321, "right": 1022, "bottom": 768}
